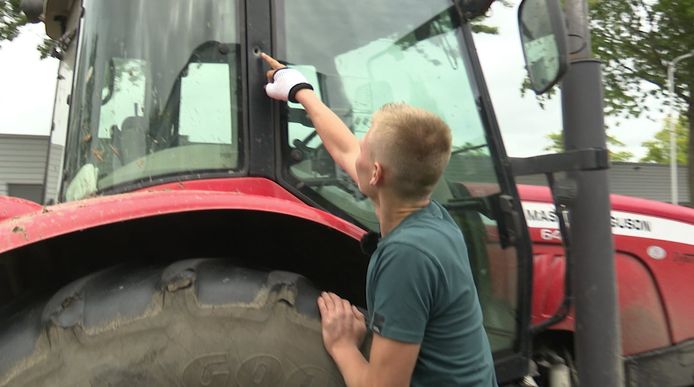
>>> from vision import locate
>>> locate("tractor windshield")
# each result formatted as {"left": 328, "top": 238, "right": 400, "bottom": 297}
{"left": 61, "top": 0, "right": 241, "bottom": 200}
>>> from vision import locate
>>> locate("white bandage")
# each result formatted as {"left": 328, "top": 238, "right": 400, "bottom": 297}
{"left": 265, "top": 68, "right": 314, "bottom": 102}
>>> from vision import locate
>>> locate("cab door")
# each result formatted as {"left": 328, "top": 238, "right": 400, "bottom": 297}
{"left": 260, "top": 1, "right": 534, "bottom": 383}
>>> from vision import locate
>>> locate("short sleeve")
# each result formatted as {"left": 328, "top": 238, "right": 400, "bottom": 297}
{"left": 369, "top": 243, "right": 440, "bottom": 343}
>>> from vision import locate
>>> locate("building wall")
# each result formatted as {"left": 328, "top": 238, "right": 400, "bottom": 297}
{"left": 0, "top": 134, "right": 63, "bottom": 203}
{"left": 515, "top": 162, "right": 690, "bottom": 205}
{"left": 608, "top": 162, "right": 689, "bottom": 203}
{"left": 0, "top": 134, "right": 48, "bottom": 198}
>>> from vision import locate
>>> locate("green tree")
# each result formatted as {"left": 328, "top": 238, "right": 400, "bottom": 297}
{"left": 641, "top": 115, "right": 689, "bottom": 164}
{"left": 0, "top": 0, "right": 27, "bottom": 45}
{"left": 544, "top": 132, "right": 635, "bottom": 162}
{"left": 589, "top": 0, "right": 694, "bottom": 202}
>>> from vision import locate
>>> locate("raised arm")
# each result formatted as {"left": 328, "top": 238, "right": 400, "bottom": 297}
{"left": 261, "top": 53, "right": 359, "bottom": 182}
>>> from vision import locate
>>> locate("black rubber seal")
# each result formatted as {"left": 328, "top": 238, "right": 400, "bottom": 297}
{"left": 288, "top": 83, "right": 314, "bottom": 103}
{"left": 360, "top": 231, "right": 381, "bottom": 255}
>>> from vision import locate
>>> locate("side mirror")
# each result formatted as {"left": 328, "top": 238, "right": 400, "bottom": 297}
{"left": 518, "top": 0, "right": 569, "bottom": 94}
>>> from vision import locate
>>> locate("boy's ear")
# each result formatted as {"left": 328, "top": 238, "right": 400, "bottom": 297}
{"left": 370, "top": 162, "right": 383, "bottom": 186}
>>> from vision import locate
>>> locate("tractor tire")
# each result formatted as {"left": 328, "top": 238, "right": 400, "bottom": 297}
{"left": 0, "top": 259, "right": 350, "bottom": 387}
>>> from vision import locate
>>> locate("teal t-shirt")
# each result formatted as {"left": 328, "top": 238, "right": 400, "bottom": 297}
{"left": 366, "top": 200, "right": 497, "bottom": 386}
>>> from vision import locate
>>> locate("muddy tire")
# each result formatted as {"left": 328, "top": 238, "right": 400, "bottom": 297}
{"left": 0, "top": 259, "right": 346, "bottom": 387}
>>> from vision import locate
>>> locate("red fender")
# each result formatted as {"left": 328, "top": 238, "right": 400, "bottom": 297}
{"left": 0, "top": 195, "right": 43, "bottom": 222}
{"left": 0, "top": 178, "right": 365, "bottom": 253}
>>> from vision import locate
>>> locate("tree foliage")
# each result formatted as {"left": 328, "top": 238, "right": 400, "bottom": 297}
{"left": 0, "top": 0, "right": 56, "bottom": 58}
{"left": 544, "top": 131, "right": 635, "bottom": 162}
{"left": 471, "top": 0, "right": 513, "bottom": 35}
{"left": 0, "top": 0, "right": 27, "bottom": 45}
{"left": 591, "top": 0, "right": 694, "bottom": 117}
{"left": 590, "top": 0, "right": 694, "bottom": 202}
{"left": 641, "top": 115, "right": 689, "bottom": 164}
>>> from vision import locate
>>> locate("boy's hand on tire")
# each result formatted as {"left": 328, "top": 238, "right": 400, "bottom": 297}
{"left": 317, "top": 292, "right": 366, "bottom": 355}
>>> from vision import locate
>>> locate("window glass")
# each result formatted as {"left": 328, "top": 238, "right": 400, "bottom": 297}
{"left": 277, "top": 0, "right": 519, "bottom": 354}
{"left": 62, "top": 0, "right": 241, "bottom": 201}
{"left": 98, "top": 59, "right": 147, "bottom": 139}
{"left": 180, "top": 63, "right": 233, "bottom": 144}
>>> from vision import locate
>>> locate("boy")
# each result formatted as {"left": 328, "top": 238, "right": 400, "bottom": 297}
{"left": 263, "top": 53, "right": 496, "bottom": 387}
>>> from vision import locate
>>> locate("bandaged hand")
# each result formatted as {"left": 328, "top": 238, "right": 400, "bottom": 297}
{"left": 262, "top": 53, "right": 314, "bottom": 102}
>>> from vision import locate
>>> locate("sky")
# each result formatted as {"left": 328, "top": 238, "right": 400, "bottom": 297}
{"left": 0, "top": 23, "right": 58, "bottom": 137}
{"left": 472, "top": 2, "right": 666, "bottom": 159}
{"left": 0, "top": 4, "right": 666, "bottom": 159}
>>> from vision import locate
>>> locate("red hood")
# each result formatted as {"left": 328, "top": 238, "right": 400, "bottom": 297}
{"left": 0, "top": 178, "right": 365, "bottom": 253}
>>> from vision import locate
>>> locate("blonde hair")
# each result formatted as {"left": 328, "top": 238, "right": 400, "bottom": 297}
{"left": 370, "top": 103, "right": 452, "bottom": 200}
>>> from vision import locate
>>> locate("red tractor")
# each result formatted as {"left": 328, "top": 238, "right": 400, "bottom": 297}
{"left": 520, "top": 186, "right": 694, "bottom": 386}
{"left": 1, "top": 0, "right": 690, "bottom": 385}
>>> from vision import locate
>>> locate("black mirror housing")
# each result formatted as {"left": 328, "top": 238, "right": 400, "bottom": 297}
{"left": 20, "top": 0, "right": 44, "bottom": 23}
{"left": 458, "top": 0, "right": 496, "bottom": 20}
{"left": 518, "top": 0, "right": 569, "bottom": 94}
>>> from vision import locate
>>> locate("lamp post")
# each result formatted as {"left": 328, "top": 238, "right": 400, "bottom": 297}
{"left": 667, "top": 50, "right": 694, "bottom": 205}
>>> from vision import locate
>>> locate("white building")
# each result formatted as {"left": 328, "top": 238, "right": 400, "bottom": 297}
{"left": 0, "top": 134, "right": 62, "bottom": 203}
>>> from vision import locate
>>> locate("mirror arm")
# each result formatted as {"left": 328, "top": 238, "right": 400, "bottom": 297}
{"left": 509, "top": 148, "right": 608, "bottom": 176}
